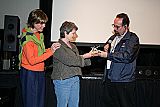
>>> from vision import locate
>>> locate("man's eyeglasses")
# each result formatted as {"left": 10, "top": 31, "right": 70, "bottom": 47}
{"left": 112, "top": 24, "right": 122, "bottom": 29}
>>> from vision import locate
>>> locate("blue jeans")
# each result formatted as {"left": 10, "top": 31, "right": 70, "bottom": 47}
{"left": 53, "top": 76, "right": 80, "bottom": 107}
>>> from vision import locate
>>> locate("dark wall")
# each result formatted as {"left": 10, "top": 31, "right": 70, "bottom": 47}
{"left": 40, "top": 0, "right": 53, "bottom": 48}
{"left": 0, "top": 29, "right": 4, "bottom": 51}
{"left": 40, "top": 0, "right": 53, "bottom": 67}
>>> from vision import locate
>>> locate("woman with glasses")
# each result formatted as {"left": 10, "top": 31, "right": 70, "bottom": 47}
{"left": 19, "top": 9, "right": 60, "bottom": 107}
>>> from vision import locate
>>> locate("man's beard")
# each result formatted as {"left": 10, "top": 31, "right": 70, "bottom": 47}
{"left": 113, "top": 30, "right": 120, "bottom": 36}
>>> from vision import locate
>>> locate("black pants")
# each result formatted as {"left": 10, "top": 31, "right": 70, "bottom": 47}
{"left": 102, "top": 81, "right": 136, "bottom": 107}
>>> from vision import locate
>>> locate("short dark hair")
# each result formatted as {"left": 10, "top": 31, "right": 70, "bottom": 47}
{"left": 116, "top": 13, "right": 130, "bottom": 27}
{"left": 60, "top": 21, "right": 78, "bottom": 38}
{"left": 27, "top": 9, "right": 48, "bottom": 28}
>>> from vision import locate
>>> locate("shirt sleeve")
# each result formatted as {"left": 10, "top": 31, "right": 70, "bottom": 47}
{"left": 53, "top": 46, "right": 87, "bottom": 67}
{"left": 23, "top": 41, "right": 53, "bottom": 65}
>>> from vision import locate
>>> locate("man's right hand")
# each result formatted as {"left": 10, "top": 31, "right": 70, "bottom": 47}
{"left": 104, "top": 44, "right": 109, "bottom": 52}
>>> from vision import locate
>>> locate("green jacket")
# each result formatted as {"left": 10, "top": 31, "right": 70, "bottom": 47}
{"left": 51, "top": 39, "right": 91, "bottom": 80}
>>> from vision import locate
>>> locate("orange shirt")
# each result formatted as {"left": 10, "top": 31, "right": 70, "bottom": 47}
{"left": 21, "top": 33, "right": 53, "bottom": 71}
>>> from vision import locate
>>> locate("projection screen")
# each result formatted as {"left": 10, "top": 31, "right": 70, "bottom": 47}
{"left": 51, "top": 0, "right": 160, "bottom": 45}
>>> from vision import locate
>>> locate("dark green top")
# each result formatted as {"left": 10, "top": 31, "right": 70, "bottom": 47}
{"left": 51, "top": 39, "right": 91, "bottom": 80}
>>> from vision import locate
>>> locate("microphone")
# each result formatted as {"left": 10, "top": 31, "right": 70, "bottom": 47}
{"left": 104, "top": 40, "right": 112, "bottom": 52}
{"left": 108, "top": 40, "right": 112, "bottom": 44}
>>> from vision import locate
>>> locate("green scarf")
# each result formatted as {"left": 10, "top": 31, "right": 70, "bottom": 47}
{"left": 18, "top": 26, "right": 46, "bottom": 66}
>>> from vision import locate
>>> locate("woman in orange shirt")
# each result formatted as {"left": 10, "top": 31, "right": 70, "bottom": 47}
{"left": 19, "top": 9, "right": 60, "bottom": 107}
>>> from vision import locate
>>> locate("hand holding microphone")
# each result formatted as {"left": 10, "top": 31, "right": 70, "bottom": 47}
{"left": 104, "top": 44, "right": 109, "bottom": 52}
{"left": 104, "top": 40, "right": 112, "bottom": 52}
{"left": 98, "top": 39, "right": 112, "bottom": 58}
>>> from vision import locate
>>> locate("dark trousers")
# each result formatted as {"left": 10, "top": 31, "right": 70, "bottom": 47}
{"left": 102, "top": 81, "right": 136, "bottom": 107}
{"left": 20, "top": 67, "right": 45, "bottom": 107}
